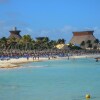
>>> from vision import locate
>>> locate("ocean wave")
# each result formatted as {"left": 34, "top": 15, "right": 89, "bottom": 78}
{"left": 23, "top": 65, "right": 47, "bottom": 68}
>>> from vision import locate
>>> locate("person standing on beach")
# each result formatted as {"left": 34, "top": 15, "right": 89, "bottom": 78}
{"left": 27, "top": 56, "right": 29, "bottom": 60}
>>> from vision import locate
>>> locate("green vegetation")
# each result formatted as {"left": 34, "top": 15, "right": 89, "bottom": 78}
{"left": 80, "top": 39, "right": 100, "bottom": 50}
{"left": 0, "top": 35, "right": 66, "bottom": 51}
{"left": 68, "top": 43, "right": 82, "bottom": 50}
{"left": 0, "top": 34, "right": 100, "bottom": 51}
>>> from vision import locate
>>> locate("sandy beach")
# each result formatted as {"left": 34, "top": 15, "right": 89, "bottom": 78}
{"left": 0, "top": 54, "right": 100, "bottom": 68}
{"left": 0, "top": 57, "right": 48, "bottom": 68}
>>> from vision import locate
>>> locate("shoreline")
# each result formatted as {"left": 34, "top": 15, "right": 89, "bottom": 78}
{"left": 0, "top": 57, "right": 47, "bottom": 69}
{"left": 0, "top": 54, "right": 100, "bottom": 69}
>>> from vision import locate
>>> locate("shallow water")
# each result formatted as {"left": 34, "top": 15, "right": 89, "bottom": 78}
{"left": 0, "top": 58, "right": 100, "bottom": 100}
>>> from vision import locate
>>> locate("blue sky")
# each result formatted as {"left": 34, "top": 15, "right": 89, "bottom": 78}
{"left": 0, "top": 0, "right": 100, "bottom": 42}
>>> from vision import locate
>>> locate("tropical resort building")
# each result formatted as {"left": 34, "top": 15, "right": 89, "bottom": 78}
{"left": 9, "top": 27, "right": 22, "bottom": 39}
{"left": 56, "top": 44, "right": 69, "bottom": 50}
{"left": 69, "top": 31, "right": 100, "bottom": 49}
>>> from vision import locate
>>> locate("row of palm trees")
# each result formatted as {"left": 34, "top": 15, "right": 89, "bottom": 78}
{"left": 0, "top": 35, "right": 66, "bottom": 51}
{"left": 80, "top": 39, "right": 100, "bottom": 49}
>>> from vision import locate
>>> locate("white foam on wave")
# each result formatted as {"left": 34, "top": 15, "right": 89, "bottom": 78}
{"left": 22, "top": 65, "right": 47, "bottom": 68}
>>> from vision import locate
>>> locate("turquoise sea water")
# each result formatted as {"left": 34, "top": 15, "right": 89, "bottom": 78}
{"left": 0, "top": 58, "right": 100, "bottom": 100}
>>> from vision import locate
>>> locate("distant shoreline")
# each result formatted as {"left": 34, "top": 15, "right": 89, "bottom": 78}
{"left": 0, "top": 54, "right": 100, "bottom": 69}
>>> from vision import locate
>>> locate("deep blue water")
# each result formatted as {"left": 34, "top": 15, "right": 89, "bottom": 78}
{"left": 0, "top": 58, "right": 100, "bottom": 100}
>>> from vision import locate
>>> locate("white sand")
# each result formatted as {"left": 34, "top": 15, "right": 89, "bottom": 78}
{"left": 70, "top": 54, "right": 100, "bottom": 59}
{"left": 0, "top": 54, "right": 100, "bottom": 68}
{"left": 0, "top": 57, "right": 48, "bottom": 68}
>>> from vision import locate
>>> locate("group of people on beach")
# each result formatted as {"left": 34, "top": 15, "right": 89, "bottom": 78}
{"left": 0, "top": 49, "right": 100, "bottom": 61}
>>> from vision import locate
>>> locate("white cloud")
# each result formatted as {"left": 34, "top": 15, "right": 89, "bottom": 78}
{"left": 25, "top": 28, "right": 33, "bottom": 33}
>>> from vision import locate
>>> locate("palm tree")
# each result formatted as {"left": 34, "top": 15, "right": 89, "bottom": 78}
{"left": 49, "top": 40, "right": 57, "bottom": 49}
{"left": 0, "top": 37, "right": 7, "bottom": 50}
{"left": 94, "top": 39, "right": 99, "bottom": 44}
{"left": 94, "top": 39, "right": 99, "bottom": 50}
{"left": 86, "top": 40, "right": 92, "bottom": 49}
{"left": 80, "top": 41, "right": 85, "bottom": 49}
{"left": 88, "top": 43, "right": 92, "bottom": 48}
{"left": 68, "top": 43, "right": 73, "bottom": 49}
{"left": 43, "top": 37, "right": 49, "bottom": 43}
{"left": 21, "top": 35, "right": 32, "bottom": 50}
{"left": 35, "top": 37, "right": 51, "bottom": 50}
{"left": 87, "top": 40, "right": 91, "bottom": 44}
{"left": 7, "top": 37, "right": 17, "bottom": 50}
{"left": 57, "top": 39, "right": 66, "bottom": 44}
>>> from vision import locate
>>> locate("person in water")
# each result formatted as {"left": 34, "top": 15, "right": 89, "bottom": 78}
{"left": 96, "top": 59, "right": 98, "bottom": 62}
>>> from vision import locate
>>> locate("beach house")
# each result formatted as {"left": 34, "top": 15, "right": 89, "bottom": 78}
{"left": 69, "top": 31, "right": 98, "bottom": 49}
{"left": 9, "top": 27, "right": 22, "bottom": 39}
